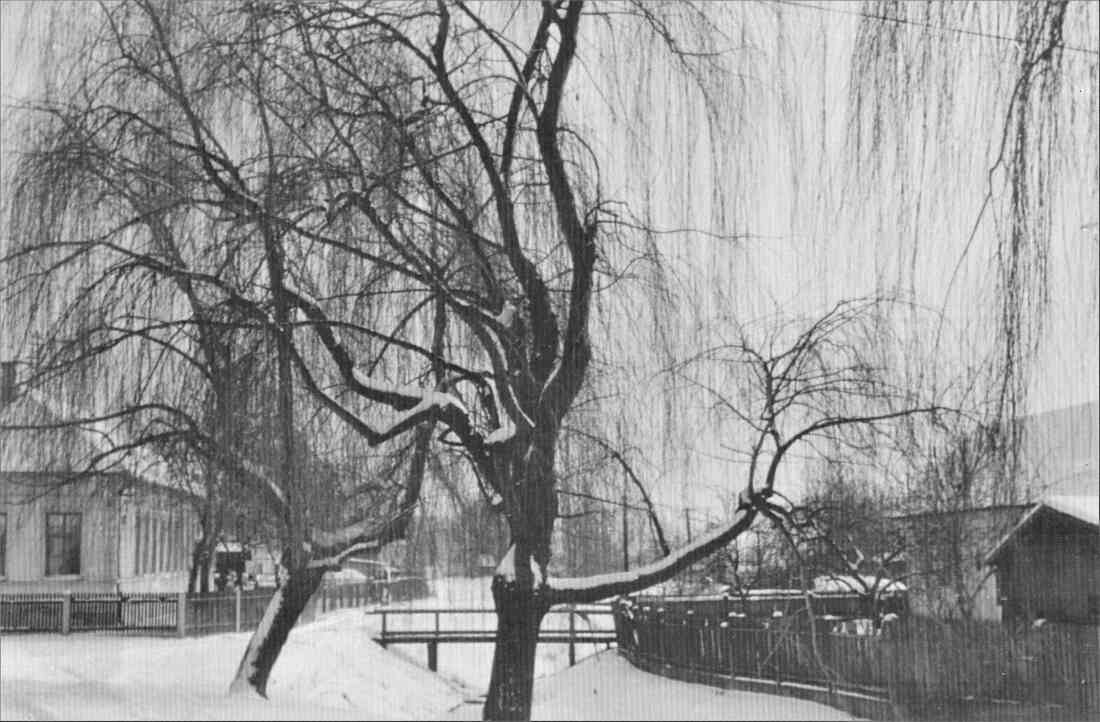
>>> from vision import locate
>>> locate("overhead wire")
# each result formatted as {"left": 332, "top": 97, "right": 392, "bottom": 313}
{"left": 772, "top": 0, "right": 1100, "bottom": 57}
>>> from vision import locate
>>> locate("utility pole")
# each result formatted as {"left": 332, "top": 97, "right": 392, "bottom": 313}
{"left": 618, "top": 419, "right": 629, "bottom": 572}
{"left": 622, "top": 465, "right": 629, "bottom": 571}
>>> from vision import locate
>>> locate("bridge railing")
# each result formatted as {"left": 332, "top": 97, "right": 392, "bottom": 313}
{"left": 367, "top": 604, "right": 617, "bottom": 670}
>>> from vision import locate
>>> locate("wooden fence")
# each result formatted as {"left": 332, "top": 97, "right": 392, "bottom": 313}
{"left": 614, "top": 597, "right": 1100, "bottom": 719}
{"left": 883, "top": 616, "right": 1100, "bottom": 717}
{"left": 185, "top": 589, "right": 275, "bottom": 635}
{"left": 1, "top": 592, "right": 179, "bottom": 634}
{"left": 630, "top": 590, "right": 907, "bottom": 621}
{"left": 0, "top": 577, "right": 430, "bottom": 636}
{"left": 315, "top": 577, "right": 430, "bottom": 613}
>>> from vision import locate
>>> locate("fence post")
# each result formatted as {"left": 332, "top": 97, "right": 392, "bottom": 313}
{"left": 177, "top": 591, "right": 187, "bottom": 637}
{"left": 234, "top": 586, "right": 242, "bottom": 633}
{"left": 379, "top": 611, "right": 388, "bottom": 648}
{"left": 773, "top": 630, "right": 782, "bottom": 689}
{"left": 569, "top": 609, "right": 577, "bottom": 667}
{"left": 428, "top": 640, "right": 438, "bottom": 672}
{"left": 61, "top": 592, "right": 72, "bottom": 635}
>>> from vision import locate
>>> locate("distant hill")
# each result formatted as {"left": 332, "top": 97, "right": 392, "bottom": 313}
{"left": 1020, "top": 400, "right": 1099, "bottom": 497}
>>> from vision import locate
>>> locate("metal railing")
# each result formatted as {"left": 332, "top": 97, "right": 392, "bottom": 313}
{"left": 368, "top": 604, "right": 617, "bottom": 670}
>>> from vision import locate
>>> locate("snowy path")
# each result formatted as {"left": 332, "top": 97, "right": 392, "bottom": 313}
{"left": 443, "top": 651, "right": 858, "bottom": 721}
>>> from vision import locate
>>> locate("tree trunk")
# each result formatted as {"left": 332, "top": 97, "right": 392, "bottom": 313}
{"left": 189, "top": 534, "right": 217, "bottom": 594}
{"left": 188, "top": 541, "right": 202, "bottom": 594}
{"left": 228, "top": 565, "right": 325, "bottom": 698}
{"left": 483, "top": 578, "right": 549, "bottom": 721}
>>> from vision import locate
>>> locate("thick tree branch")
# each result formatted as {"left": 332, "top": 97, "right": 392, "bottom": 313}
{"left": 545, "top": 491, "right": 757, "bottom": 605}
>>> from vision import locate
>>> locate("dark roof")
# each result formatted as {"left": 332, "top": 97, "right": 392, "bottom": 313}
{"left": 889, "top": 504, "right": 1031, "bottom": 522}
{"left": 984, "top": 495, "right": 1100, "bottom": 566}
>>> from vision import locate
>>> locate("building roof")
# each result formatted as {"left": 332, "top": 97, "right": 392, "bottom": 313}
{"left": 984, "top": 494, "right": 1099, "bottom": 566}
{"left": 0, "top": 391, "right": 183, "bottom": 494}
{"left": 1043, "top": 494, "right": 1100, "bottom": 526}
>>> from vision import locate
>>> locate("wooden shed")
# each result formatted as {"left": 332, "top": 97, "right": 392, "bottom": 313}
{"left": 984, "top": 495, "right": 1099, "bottom": 626}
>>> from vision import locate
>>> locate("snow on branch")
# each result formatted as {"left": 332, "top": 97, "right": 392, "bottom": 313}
{"left": 494, "top": 544, "right": 547, "bottom": 587}
{"left": 234, "top": 455, "right": 288, "bottom": 509}
{"left": 306, "top": 508, "right": 414, "bottom": 569}
{"left": 285, "top": 301, "right": 478, "bottom": 449}
{"left": 544, "top": 492, "right": 757, "bottom": 605}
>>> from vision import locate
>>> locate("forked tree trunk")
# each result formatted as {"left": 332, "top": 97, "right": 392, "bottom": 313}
{"left": 483, "top": 579, "right": 550, "bottom": 721}
{"left": 228, "top": 565, "right": 325, "bottom": 698}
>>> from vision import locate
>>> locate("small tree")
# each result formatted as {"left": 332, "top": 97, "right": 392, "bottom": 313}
{"left": 792, "top": 462, "right": 910, "bottom": 621}
{"left": 899, "top": 418, "right": 1029, "bottom": 620}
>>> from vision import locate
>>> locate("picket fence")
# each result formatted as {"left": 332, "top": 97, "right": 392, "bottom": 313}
{"left": 0, "top": 577, "right": 429, "bottom": 636}
{"left": 614, "top": 597, "right": 1099, "bottom": 720}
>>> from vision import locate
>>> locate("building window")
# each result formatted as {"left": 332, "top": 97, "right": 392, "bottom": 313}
{"left": 135, "top": 513, "right": 144, "bottom": 575}
{"left": 173, "top": 517, "right": 182, "bottom": 571}
{"left": 0, "top": 512, "right": 7, "bottom": 577}
{"left": 159, "top": 518, "right": 167, "bottom": 572}
{"left": 45, "top": 512, "right": 81, "bottom": 576}
{"left": 150, "top": 517, "right": 159, "bottom": 574}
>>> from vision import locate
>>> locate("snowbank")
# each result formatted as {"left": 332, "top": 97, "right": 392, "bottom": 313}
{"left": 0, "top": 609, "right": 465, "bottom": 721}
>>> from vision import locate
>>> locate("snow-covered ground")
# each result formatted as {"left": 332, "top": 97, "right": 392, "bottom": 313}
{"left": 444, "top": 652, "right": 858, "bottom": 721}
{"left": 0, "top": 577, "right": 857, "bottom": 721}
{"left": 0, "top": 609, "right": 465, "bottom": 721}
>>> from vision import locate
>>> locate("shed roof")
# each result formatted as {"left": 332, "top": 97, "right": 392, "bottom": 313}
{"left": 984, "top": 494, "right": 1099, "bottom": 566}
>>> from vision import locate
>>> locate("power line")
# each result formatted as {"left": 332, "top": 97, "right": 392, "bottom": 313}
{"left": 557, "top": 488, "right": 652, "bottom": 514}
{"left": 556, "top": 489, "right": 728, "bottom": 538}
{"left": 774, "top": 0, "right": 1100, "bottom": 57}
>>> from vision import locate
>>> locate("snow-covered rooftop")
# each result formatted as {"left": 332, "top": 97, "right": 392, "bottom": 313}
{"left": 812, "top": 575, "right": 907, "bottom": 594}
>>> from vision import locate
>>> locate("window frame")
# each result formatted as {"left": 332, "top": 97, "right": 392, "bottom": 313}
{"left": 0, "top": 511, "right": 7, "bottom": 578}
{"left": 44, "top": 512, "right": 82, "bottom": 577}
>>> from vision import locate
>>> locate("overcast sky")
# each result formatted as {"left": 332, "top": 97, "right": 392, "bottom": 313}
{"left": 1, "top": 1, "right": 1096, "bottom": 520}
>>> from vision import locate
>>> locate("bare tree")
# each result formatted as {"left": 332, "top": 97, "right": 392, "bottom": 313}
{"left": 667, "top": 297, "right": 947, "bottom": 600}
{"left": 2, "top": 0, "right": 441, "bottom": 697}
{"left": 3, "top": 1, "right": 1093, "bottom": 719}
{"left": 898, "top": 417, "right": 1030, "bottom": 621}
{"left": 788, "top": 463, "right": 910, "bottom": 622}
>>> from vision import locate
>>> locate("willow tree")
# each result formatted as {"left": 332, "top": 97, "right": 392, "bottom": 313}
{"left": 2, "top": 0, "right": 441, "bottom": 696}
{"left": 3, "top": 0, "right": 1096, "bottom": 720}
